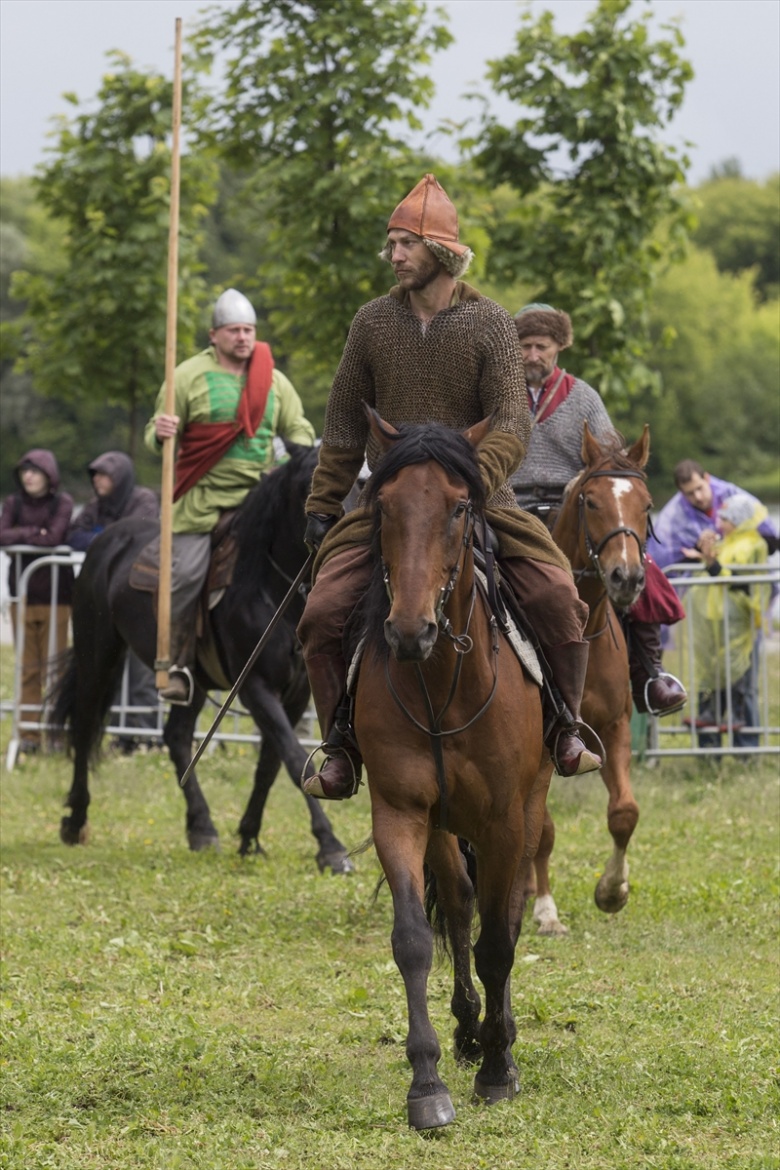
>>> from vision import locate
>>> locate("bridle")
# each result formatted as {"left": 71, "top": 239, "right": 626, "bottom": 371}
{"left": 380, "top": 497, "right": 499, "bottom": 831}
{"left": 574, "top": 468, "right": 651, "bottom": 588}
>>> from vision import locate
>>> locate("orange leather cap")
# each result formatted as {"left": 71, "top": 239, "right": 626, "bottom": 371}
{"left": 387, "top": 174, "right": 469, "bottom": 257}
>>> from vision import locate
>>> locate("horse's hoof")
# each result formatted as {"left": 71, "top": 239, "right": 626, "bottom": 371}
{"left": 454, "top": 1037, "right": 482, "bottom": 1066}
{"left": 594, "top": 879, "right": 629, "bottom": 914}
{"left": 187, "top": 832, "right": 221, "bottom": 852}
{"left": 316, "top": 850, "right": 355, "bottom": 875}
{"left": 535, "top": 919, "right": 569, "bottom": 938}
{"left": 407, "top": 1090, "right": 455, "bottom": 1130}
{"left": 473, "top": 1074, "right": 520, "bottom": 1104}
{"left": 238, "top": 838, "right": 267, "bottom": 858}
{"left": 60, "top": 817, "right": 89, "bottom": 846}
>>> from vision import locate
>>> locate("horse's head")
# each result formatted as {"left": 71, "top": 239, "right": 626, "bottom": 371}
{"left": 560, "top": 422, "right": 652, "bottom": 610}
{"left": 365, "top": 406, "right": 489, "bottom": 662}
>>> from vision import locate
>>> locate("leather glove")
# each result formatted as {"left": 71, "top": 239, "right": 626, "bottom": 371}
{"left": 304, "top": 512, "right": 337, "bottom": 553}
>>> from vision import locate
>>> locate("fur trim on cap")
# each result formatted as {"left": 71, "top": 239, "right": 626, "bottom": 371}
{"left": 514, "top": 304, "right": 573, "bottom": 350}
{"left": 378, "top": 236, "right": 473, "bottom": 279}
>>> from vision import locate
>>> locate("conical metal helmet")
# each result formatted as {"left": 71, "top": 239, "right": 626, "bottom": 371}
{"left": 212, "top": 288, "right": 257, "bottom": 328}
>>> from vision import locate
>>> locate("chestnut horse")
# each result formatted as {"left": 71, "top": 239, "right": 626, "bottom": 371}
{"left": 529, "top": 424, "right": 652, "bottom": 934}
{"left": 352, "top": 411, "right": 551, "bottom": 1130}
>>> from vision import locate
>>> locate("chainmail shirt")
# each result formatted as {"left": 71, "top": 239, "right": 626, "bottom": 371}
{"left": 310, "top": 282, "right": 528, "bottom": 513}
{"left": 308, "top": 282, "right": 571, "bottom": 576}
{"left": 511, "top": 378, "right": 614, "bottom": 508}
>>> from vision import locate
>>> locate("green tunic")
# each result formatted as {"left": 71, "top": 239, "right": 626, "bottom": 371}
{"left": 145, "top": 347, "right": 315, "bottom": 533}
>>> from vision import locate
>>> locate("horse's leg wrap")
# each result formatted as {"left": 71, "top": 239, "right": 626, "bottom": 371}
{"left": 302, "top": 653, "right": 363, "bottom": 800}
{"left": 542, "top": 641, "right": 603, "bottom": 776}
{"left": 626, "top": 620, "right": 687, "bottom": 716}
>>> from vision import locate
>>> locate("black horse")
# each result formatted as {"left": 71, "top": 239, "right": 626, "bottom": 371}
{"left": 51, "top": 444, "right": 353, "bottom": 874}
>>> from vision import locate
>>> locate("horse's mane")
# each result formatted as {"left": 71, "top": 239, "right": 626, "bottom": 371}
{"left": 231, "top": 444, "right": 317, "bottom": 598}
{"left": 352, "top": 422, "right": 486, "bottom": 657}
{"left": 364, "top": 420, "right": 486, "bottom": 512}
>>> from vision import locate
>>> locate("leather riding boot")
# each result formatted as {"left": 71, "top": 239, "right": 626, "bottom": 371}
{"left": 628, "top": 621, "right": 687, "bottom": 717}
{"left": 301, "top": 653, "right": 363, "bottom": 800}
{"left": 543, "top": 641, "right": 603, "bottom": 776}
{"left": 157, "top": 618, "right": 196, "bottom": 705}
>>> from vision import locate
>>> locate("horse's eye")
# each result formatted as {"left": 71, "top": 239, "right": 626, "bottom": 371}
{"left": 454, "top": 500, "right": 468, "bottom": 517}
{"left": 585, "top": 496, "right": 598, "bottom": 511}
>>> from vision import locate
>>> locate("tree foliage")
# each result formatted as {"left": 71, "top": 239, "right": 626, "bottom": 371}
{"left": 10, "top": 54, "right": 217, "bottom": 456}
{"left": 692, "top": 171, "right": 780, "bottom": 301}
{"left": 189, "top": 0, "right": 452, "bottom": 412}
{"left": 471, "top": 0, "right": 693, "bottom": 404}
{"left": 614, "top": 245, "right": 780, "bottom": 502}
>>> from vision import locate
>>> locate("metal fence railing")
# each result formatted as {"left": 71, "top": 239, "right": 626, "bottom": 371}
{"left": 645, "top": 562, "right": 780, "bottom": 758}
{"left": 0, "top": 545, "right": 318, "bottom": 771}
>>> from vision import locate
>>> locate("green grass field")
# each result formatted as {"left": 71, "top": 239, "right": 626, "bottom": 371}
{"left": 1, "top": 650, "right": 779, "bottom": 1169}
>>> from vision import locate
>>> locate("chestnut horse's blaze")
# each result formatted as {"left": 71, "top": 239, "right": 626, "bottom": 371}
{"left": 353, "top": 408, "right": 552, "bottom": 1130}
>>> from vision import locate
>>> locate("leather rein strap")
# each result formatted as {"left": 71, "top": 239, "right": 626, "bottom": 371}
{"left": 381, "top": 502, "right": 500, "bottom": 832}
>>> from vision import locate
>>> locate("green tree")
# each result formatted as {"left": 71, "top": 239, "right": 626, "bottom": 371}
{"left": 10, "top": 53, "right": 217, "bottom": 456}
{"left": 471, "top": 0, "right": 693, "bottom": 404}
{"left": 614, "top": 246, "right": 780, "bottom": 503}
{"left": 692, "top": 171, "right": 780, "bottom": 301}
{"left": 190, "top": 0, "right": 452, "bottom": 422}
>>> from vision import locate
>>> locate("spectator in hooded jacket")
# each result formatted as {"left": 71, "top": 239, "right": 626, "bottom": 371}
{"left": 0, "top": 449, "right": 73, "bottom": 752}
{"left": 67, "top": 451, "right": 158, "bottom": 550}
{"left": 67, "top": 451, "right": 161, "bottom": 752}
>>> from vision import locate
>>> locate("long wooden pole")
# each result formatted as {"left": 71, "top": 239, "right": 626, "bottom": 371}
{"left": 155, "top": 17, "right": 183, "bottom": 687}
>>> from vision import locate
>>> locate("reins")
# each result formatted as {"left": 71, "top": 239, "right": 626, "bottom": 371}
{"left": 380, "top": 499, "right": 500, "bottom": 832}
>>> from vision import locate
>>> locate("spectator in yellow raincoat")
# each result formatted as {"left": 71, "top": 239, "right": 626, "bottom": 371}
{"left": 692, "top": 493, "right": 771, "bottom": 749}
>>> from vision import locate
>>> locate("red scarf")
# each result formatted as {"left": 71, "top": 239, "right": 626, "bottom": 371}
{"left": 529, "top": 366, "right": 576, "bottom": 424}
{"left": 173, "top": 342, "right": 274, "bottom": 502}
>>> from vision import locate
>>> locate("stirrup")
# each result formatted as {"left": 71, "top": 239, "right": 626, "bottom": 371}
{"left": 551, "top": 721, "right": 605, "bottom": 777}
{"left": 158, "top": 665, "right": 194, "bottom": 706}
{"left": 301, "top": 742, "right": 363, "bottom": 800}
{"left": 644, "top": 671, "right": 687, "bottom": 718}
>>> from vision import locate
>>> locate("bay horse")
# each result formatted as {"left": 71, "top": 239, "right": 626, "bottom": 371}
{"left": 51, "top": 445, "right": 353, "bottom": 874}
{"left": 353, "top": 410, "right": 552, "bottom": 1130}
{"left": 529, "top": 423, "right": 651, "bottom": 934}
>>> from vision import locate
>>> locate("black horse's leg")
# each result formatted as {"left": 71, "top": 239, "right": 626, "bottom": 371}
{"left": 238, "top": 676, "right": 353, "bottom": 875}
{"left": 59, "top": 634, "right": 125, "bottom": 846}
{"left": 163, "top": 689, "right": 220, "bottom": 851}
{"left": 237, "top": 737, "right": 278, "bottom": 857}
{"left": 472, "top": 849, "right": 523, "bottom": 1104}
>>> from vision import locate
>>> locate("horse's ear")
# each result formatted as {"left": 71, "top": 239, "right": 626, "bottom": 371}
{"left": 364, "top": 402, "right": 400, "bottom": 453}
{"left": 462, "top": 415, "right": 493, "bottom": 449}
{"left": 581, "top": 420, "right": 602, "bottom": 466}
{"left": 626, "top": 424, "right": 650, "bottom": 470}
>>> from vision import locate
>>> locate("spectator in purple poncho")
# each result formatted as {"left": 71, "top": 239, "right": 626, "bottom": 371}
{"left": 648, "top": 459, "right": 778, "bottom": 569}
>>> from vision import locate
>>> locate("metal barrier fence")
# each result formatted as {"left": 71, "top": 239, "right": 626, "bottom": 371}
{"left": 2, "top": 547, "right": 778, "bottom": 768}
{"left": 647, "top": 562, "right": 780, "bottom": 758}
{"left": 0, "top": 545, "right": 318, "bottom": 771}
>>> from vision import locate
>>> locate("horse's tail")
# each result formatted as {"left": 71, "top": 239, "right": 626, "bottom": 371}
{"left": 47, "top": 649, "right": 78, "bottom": 753}
{"left": 48, "top": 648, "right": 119, "bottom": 764}
{"left": 424, "top": 839, "right": 478, "bottom": 960}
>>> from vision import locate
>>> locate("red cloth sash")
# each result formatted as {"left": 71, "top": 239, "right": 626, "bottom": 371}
{"left": 630, "top": 556, "right": 686, "bottom": 624}
{"left": 173, "top": 342, "right": 274, "bottom": 502}
{"left": 530, "top": 366, "right": 576, "bottom": 424}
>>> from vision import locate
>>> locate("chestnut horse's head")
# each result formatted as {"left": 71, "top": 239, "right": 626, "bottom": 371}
{"left": 364, "top": 406, "right": 490, "bottom": 662}
{"left": 557, "top": 423, "right": 653, "bottom": 610}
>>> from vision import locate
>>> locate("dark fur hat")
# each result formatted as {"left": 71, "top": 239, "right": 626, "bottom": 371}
{"left": 514, "top": 303, "right": 573, "bottom": 350}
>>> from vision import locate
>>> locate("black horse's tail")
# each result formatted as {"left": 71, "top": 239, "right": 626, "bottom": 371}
{"left": 424, "top": 838, "right": 478, "bottom": 959}
{"left": 48, "top": 648, "right": 119, "bottom": 764}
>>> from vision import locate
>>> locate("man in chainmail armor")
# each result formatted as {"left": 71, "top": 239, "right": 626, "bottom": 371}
{"left": 298, "top": 174, "right": 604, "bottom": 800}
{"left": 510, "top": 304, "right": 687, "bottom": 718}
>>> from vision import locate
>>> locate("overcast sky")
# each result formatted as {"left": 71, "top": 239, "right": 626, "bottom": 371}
{"left": 1, "top": 0, "right": 778, "bottom": 184}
